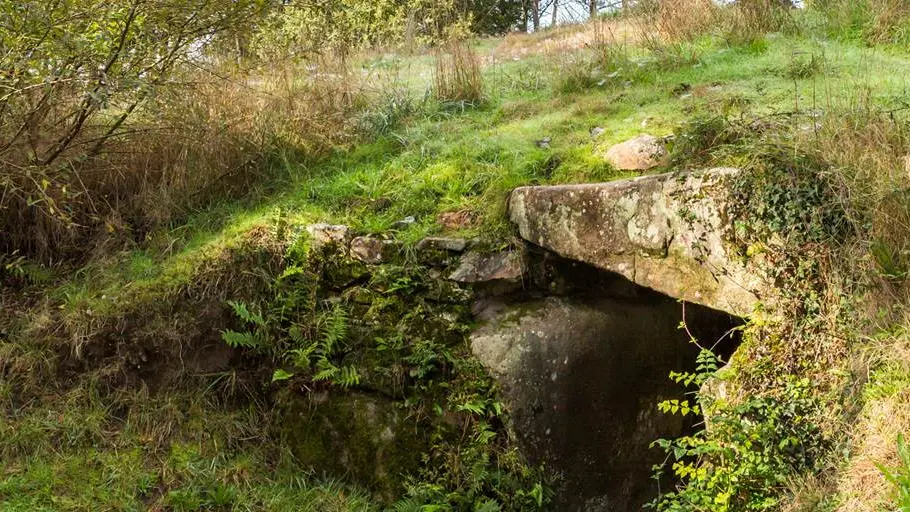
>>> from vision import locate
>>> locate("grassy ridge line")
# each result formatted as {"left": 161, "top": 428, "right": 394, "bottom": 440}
{"left": 53, "top": 34, "right": 910, "bottom": 323}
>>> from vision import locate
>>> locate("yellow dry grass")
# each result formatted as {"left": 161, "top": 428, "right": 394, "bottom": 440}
{"left": 838, "top": 394, "right": 910, "bottom": 511}
{"left": 638, "top": 0, "right": 719, "bottom": 44}
{"left": 434, "top": 40, "right": 484, "bottom": 103}
{"left": 492, "top": 18, "right": 640, "bottom": 60}
{"left": 0, "top": 56, "right": 365, "bottom": 261}
{"left": 837, "top": 333, "right": 910, "bottom": 511}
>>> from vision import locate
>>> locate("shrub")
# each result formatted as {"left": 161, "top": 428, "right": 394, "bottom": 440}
{"left": 0, "top": 0, "right": 380, "bottom": 262}
{"left": 652, "top": 352, "right": 832, "bottom": 512}
{"left": 0, "top": 0, "right": 255, "bottom": 259}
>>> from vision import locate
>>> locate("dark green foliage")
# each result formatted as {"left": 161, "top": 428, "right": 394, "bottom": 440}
{"left": 729, "top": 147, "right": 852, "bottom": 247}
{"left": 669, "top": 115, "right": 852, "bottom": 248}
{"left": 652, "top": 351, "right": 831, "bottom": 512}
{"left": 219, "top": 235, "right": 550, "bottom": 509}
{"left": 463, "top": 0, "right": 525, "bottom": 35}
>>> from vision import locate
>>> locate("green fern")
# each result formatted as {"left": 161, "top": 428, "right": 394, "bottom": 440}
{"left": 288, "top": 325, "right": 307, "bottom": 346}
{"left": 319, "top": 304, "right": 348, "bottom": 357}
{"left": 313, "top": 357, "right": 339, "bottom": 382}
{"left": 335, "top": 365, "right": 361, "bottom": 389}
{"left": 388, "top": 498, "right": 424, "bottom": 512}
{"left": 288, "top": 346, "right": 315, "bottom": 369}
{"left": 474, "top": 499, "right": 502, "bottom": 512}
{"left": 228, "top": 300, "right": 266, "bottom": 327}
{"left": 221, "top": 329, "right": 262, "bottom": 348}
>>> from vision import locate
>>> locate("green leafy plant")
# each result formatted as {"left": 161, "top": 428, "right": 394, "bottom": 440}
{"left": 877, "top": 434, "right": 910, "bottom": 510}
{"left": 286, "top": 303, "right": 361, "bottom": 388}
{"left": 652, "top": 354, "right": 831, "bottom": 512}
{"left": 221, "top": 300, "right": 269, "bottom": 349}
{"left": 782, "top": 52, "right": 826, "bottom": 80}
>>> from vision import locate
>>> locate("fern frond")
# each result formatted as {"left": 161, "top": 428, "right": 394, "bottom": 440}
{"left": 288, "top": 325, "right": 308, "bottom": 346}
{"left": 279, "top": 265, "right": 304, "bottom": 281}
{"left": 313, "top": 357, "right": 339, "bottom": 382}
{"left": 336, "top": 365, "right": 361, "bottom": 389}
{"left": 228, "top": 300, "right": 266, "bottom": 327}
{"left": 320, "top": 304, "right": 348, "bottom": 356}
{"left": 456, "top": 399, "right": 487, "bottom": 416}
{"left": 288, "top": 346, "right": 315, "bottom": 369}
{"left": 388, "top": 498, "right": 424, "bottom": 512}
{"left": 475, "top": 498, "right": 502, "bottom": 512}
{"left": 221, "top": 329, "right": 261, "bottom": 349}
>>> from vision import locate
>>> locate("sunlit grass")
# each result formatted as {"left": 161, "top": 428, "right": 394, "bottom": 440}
{"left": 8, "top": 22, "right": 910, "bottom": 510}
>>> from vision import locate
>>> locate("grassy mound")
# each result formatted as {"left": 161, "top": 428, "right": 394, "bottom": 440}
{"left": 4, "top": 5, "right": 910, "bottom": 510}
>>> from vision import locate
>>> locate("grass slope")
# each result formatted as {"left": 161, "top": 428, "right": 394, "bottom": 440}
{"left": 4, "top": 19, "right": 910, "bottom": 511}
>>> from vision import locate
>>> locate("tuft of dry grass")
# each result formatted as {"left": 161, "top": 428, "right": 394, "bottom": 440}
{"left": 628, "top": 0, "right": 794, "bottom": 52}
{"left": 493, "top": 18, "right": 640, "bottom": 60}
{"left": 867, "top": 0, "right": 910, "bottom": 43}
{"left": 806, "top": 100, "right": 910, "bottom": 279}
{"left": 433, "top": 40, "right": 484, "bottom": 103}
{"left": 725, "top": 0, "right": 798, "bottom": 44}
{"left": 0, "top": 58, "right": 366, "bottom": 263}
{"left": 836, "top": 331, "right": 910, "bottom": 511}
{"left": 634, "top": 0, "right": 719, "bottom": 44}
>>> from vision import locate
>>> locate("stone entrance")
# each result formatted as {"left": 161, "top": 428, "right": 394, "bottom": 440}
{"left": 470, "top": 261, "right": 742, "bottom": 510}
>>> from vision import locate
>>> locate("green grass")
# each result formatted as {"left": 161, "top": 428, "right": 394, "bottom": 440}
{"left": 6, "top": 19, "right": 910, "bottom": 510}
{"left": 0, "top": 445, "right": 378, "bottom": 511}
{"left": 55, "top": 32, "right": 910, "bottom": 319}
{"left": 0, "top": 388, "right": 378, "bottom": 511}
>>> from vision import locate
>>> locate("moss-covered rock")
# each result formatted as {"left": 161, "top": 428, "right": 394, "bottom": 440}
{"left": 281, "top": 390, "right": 430, "bottom": 501}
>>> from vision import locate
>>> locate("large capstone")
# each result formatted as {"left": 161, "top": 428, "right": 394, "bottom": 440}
{"left": 508, "top": 168, "right": 766, "bottom": 317}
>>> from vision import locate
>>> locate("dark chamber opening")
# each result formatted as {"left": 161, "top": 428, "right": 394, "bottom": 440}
{"left": 480, "top": 252, "right": 743, "bottom": 511}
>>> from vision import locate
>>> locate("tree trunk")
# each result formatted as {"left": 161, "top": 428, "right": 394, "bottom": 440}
{"left": 590, "top": 0, "right": 597, "bottom": 18}
{"left": 521, "top": 0, "right": 529, "bottom": 32}
{"left": 551, "top": 0, "right": 558, "bottom": 27}
{"left": 532, "top": 0, "right": 540, "bottom": 31}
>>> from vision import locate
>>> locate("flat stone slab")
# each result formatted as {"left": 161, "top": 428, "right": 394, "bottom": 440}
{"left": 508, "top": 168, "right": 764, "bottom": 316}
{"left": 416, "top": 236, "right": 468, "bottom": 252}
{"left": 448, "top": 250, "right": 526, "bottom": 283}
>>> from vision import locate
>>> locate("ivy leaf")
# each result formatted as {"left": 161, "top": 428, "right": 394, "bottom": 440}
{"left": 272, "top": 369, "right": 294, "bottom": 382}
